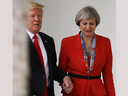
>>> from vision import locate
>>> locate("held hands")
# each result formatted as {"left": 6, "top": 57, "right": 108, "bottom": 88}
{"left": 63, "top": 75, "right": 74, "bottom": 94}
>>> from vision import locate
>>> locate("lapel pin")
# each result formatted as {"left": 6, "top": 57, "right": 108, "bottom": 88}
{"left": 45, "top": 40, "right": 47, "bottom": 43}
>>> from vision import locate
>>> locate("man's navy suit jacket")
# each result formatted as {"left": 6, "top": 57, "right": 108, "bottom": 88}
{"left": 28, "top": 32, "right": 66, "bottom": 96}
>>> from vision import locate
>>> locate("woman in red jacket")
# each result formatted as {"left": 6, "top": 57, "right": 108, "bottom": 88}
{"left": 59, "top": 6, "right": 116, "bottom": 96}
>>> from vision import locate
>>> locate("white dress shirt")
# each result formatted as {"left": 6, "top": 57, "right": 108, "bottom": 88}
{"left": 26, "top": 29, "right": 50, "bottom": 87}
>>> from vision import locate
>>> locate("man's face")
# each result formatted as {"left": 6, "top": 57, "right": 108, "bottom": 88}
{"left": 27, "top": 8, "right": 42, "bottom": 34}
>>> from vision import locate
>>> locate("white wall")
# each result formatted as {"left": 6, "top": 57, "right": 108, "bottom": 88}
{"left": 34, "top": 0, "right": 116, "bottom": 96}
{"left": 116, "top": 0, "right": 128, "bottom": 96}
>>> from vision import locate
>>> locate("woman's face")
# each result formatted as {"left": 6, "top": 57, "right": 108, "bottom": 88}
{"left": 80, "top": 18, "right": 96, "bottom": 38}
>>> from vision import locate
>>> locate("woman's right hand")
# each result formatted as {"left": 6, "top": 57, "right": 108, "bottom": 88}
{"left": 62, "top": 83, "right": 74, "bottom": 94}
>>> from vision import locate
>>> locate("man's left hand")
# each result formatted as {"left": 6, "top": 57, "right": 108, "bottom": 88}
{"left": 63, "top": 75, "right": 74, "bottom": 94}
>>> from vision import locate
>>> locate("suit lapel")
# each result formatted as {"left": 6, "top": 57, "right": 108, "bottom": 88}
{"left": 39, "top": 33, "right": 54, "bottom": 81}
{"left": 38, "top": 33, "right": 52, "bottom": 73}
{"left": 38, "top": 33, "right": 49, "bottom": 58}
{"left": 74, "top": 34, "right": 102, "bottom": 74}
{"left": 28, "top": 36, "right": 42, "bottom": 66}
{"left": 74, "top": 33, "right": 87, "bottom": 73}
{"left": 94, "top": 34, "right": 102, "bottom": 68}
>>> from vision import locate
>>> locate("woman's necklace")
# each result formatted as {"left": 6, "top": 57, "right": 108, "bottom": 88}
{"left": 88, "top": 46, "right": 91, "bottom": 50}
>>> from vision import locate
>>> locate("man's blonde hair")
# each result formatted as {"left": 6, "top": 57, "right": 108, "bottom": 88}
{"left": 27, "top": 2, "right": 45, "bottom": 12}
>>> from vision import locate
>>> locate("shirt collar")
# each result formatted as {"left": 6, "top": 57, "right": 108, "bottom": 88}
{"left": 26, "top": 29, "right": 40, "bottom": 40}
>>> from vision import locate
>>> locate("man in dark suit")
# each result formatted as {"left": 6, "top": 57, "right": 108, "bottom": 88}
{"left": 26, "top": 2, "right": 73, "bottom": 96}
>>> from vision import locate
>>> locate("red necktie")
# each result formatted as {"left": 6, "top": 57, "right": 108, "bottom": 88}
{"left": 33, "top": 35, "right": 47, "bottom": 96}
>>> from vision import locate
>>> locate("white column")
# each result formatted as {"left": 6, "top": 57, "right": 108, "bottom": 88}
{"left": 13, "top": 0, "right": 30, "bottom": 96}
